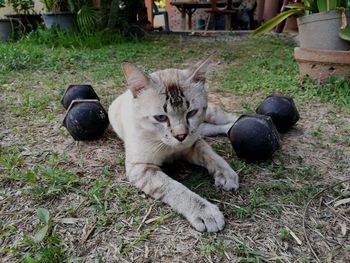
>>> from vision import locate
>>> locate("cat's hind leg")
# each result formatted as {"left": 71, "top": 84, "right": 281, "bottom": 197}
{"left": 205, "top": 105, "right": 238, "bottom": 125}
{"left": 199, "top": 105, "right": 238, "bottom": 136}
{"left": 198, "top": 123, "right": 233, "bottom": 136}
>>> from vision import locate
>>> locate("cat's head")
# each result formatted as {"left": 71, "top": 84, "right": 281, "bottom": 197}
{"left": 121, "top": 55, "right": 213, "bottom": 148}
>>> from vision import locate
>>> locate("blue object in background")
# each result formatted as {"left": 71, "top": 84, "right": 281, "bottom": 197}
{"left": 195, "top": 19, "right": 206, "bottom": 30}
{"left": 206, "top": 14, "right": 225, "bottom": 30}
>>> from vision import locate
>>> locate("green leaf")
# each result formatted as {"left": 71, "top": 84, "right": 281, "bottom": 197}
{"left": 77, "top": 5, "right": 99, "bottom": 31}
{"left": 40, "top": 0, "right": 54, "bottom": 11}
{"left": 317, "top": 0, "right": 340, "bottom": 12}
{"left": 341, "top": 0, "right": 349, "bottom": 8}
{"left": 317, "top": 0, "right": 328, "bottom": 12}
{"left": 23, "top": 256, "right": 37, "bottom": 263}
{"left": 37, "top": 208, "right": 50, "bottom": 224}
{"left": 34, "top": 225, "right": 49, "bottom": 242}
{"left": 304, "top": 0, "right": 319, "bottom": 13}
{"left": 304, "top": 0, "right": 316, "bottom": 6}
{"left": 286, "top": 3, "right": 313, "bottom": 10}
{"left": 251, "top": 9, "right": 304, "bottom": 36}
{"left": 332, "top": 0, "right": 340, "bottom": 9}
{"left": 339, "top": 28, "right": 350, "bottom": 41}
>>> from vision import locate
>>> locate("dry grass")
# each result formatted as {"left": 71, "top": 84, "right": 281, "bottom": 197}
{"left": 1, "top": 34, "right": 350, "bottom": 263}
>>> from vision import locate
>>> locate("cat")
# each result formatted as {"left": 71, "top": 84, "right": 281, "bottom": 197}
{"left": 108, "top": 54, "right": 239, "bottom": 232}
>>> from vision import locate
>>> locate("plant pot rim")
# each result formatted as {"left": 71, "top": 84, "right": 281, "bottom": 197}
{"left": 297, "top": 9, "right": 350, "bottom": 25}
{"left": 42, "top": 11, "right": 76, "bottom": 16}
{"left": 294, "top": 47, "right": 350, "bottom": 64}
{"left": 5, "top": 14, "right": 40, "bottom": 17}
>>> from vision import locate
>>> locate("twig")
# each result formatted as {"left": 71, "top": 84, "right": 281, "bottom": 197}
{"left": 137, "top": 204, "right": 154, "bottom": 231}
{"left": 0, "top": 211, "right": 30, "bottom": 215}
{"left": 205, "top": 256, "right": 213, "bottom": 263}
{"left": 209, "top": 198, "right": 242, "bottom": 209}
{"left": 224, "top": 250, "right": 231, "bottom": 261}
{"left": 285, "top": 226, "right": 302, "bottom": 245}
{"left": 209, "top": 198, "right": 264, "bottom": 219}
{"left": 302, "top": 178, "right": 350, "bottom": 262}
{"left": 80, "top": 220, "right": 97, "bottom": 244}
{"left": 334, "top": 197, "right": 350, "bottom": 207}
{"left": 324, "top": 202, "right": 350, "bottom": 224}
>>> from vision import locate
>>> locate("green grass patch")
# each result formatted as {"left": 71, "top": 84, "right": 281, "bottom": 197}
{"left": 10, "top": 208, "right": 67, "bottom": 263}
{"left": 234, "top": 243, "right": 264, "bottom": 263}
{"left": 3, "top": 161, "right": 79, "bottom": 201}
{"left": 19, "top": 235, "right": 66, "bottom": 263}
{"left": 0, "top": 145, "right": 24, "bottom": 178}
{"left": 218, "top": 36, "right": 350, "bottom": 110}
{"left": 1, "top": 32, "right": 349, "bottom": 109}
{"left": 198, "top": 237, "right": 231, "bottom": 260}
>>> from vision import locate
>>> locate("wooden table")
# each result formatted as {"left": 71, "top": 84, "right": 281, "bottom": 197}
{"left": 170, "top": 1, "right": 228, "bottom": 30}
{"left": 206, "top": 0, "right": 239, "bottom": 31}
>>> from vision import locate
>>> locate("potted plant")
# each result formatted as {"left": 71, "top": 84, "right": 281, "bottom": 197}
{"left": 252, "top": 0, "right": 350, "bottom": 83}
{"left": 0, "top": 0, "right": 15, "bottom": 41}
{"left": 69, "top": 0, "right": 99, "bottom": 32}
{"left": 5, "top": 0, "right": 43, "bottom": 33}
{"left": 41, "top": 0, "right": 76, "bottom": 32}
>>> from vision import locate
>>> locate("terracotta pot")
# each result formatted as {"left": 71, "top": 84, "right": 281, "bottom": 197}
{"left": 283, "top": 16, "right": 298, "bottom": 33}
{"left": 294, "top": 47, "right": 350, "bottom": 83}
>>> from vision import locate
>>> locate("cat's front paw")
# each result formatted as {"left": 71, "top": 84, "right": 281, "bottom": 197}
{"left": 214, "top": 169, "right": 239, "bottom": 192}
{"left": 189, "top": 201, "right": 225, "bottom": 232}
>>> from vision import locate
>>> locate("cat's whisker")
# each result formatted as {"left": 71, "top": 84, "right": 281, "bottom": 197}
{"left": 153, "top": 141, "right": 168, "bottom": 155}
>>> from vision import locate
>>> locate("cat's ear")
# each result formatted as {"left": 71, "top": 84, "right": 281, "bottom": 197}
{"left": 188, "top": 51, "right": 216, "bottom": 83}
{"left": 121, "top": 62, "right": 150, "bottom": 98}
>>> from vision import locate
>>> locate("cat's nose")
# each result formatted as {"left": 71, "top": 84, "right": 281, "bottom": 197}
{"left": 174, "top": 133, "right": 187, "bottom": 142}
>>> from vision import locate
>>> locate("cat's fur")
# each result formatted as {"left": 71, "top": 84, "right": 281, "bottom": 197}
{"left": 108, "top": 55, "right": 239, "bottom": 232}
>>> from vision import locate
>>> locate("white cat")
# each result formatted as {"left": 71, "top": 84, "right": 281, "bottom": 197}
{"left": 108, "top": 55, "right": 239, "bottom": 232}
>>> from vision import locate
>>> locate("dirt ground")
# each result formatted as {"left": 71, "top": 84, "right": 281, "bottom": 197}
{"left": 1, "top": 60, "right": 350, "bottom": 263}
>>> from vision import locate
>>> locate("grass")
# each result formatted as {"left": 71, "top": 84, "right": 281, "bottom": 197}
{"left": 19, "top": 235, "right": 66, "bottom": 263}
{"left": 0, "top": 30, "right": 349, "bottom": 262}
{"left": 1, "top": 31, "right": 349, "bottom": 111}
{"left": 220, "top": 36, "right": 350, "bottom": 110}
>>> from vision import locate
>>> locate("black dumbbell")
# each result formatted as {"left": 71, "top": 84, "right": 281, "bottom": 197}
{"left": 256, "top": 94, "right": 299, "bottom": 133}
{"left": 63, "top": 99, "right": 109, "bottom": 141}
{"left": 228, "top": 114, "right": 280, "bottom": 162}
{"left": 61, "top": 84, "right": 100, "bottom": 109}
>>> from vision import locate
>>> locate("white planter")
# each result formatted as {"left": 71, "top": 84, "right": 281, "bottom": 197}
{"left": 297, "top": 10, "right": 350, "bottom": 50}
{"left": 42, "top": 12, "right": 76, "bottom": 32}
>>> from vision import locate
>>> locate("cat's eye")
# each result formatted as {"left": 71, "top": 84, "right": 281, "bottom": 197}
{"left": 154, "top": 115, "right": 168, "bottom": 122}
{"left": 187, "top": 109, "right": 198, "bottom": 119}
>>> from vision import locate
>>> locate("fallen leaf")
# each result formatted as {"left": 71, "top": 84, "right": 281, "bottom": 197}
{"left": 334, "top": 198, "right": 350, "bottom": 207}
{"left": 340, "top": 221, "right": 347, "bottom": 236}
{"left": 34, "top": 225, "right": 49, "bottom": 242}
